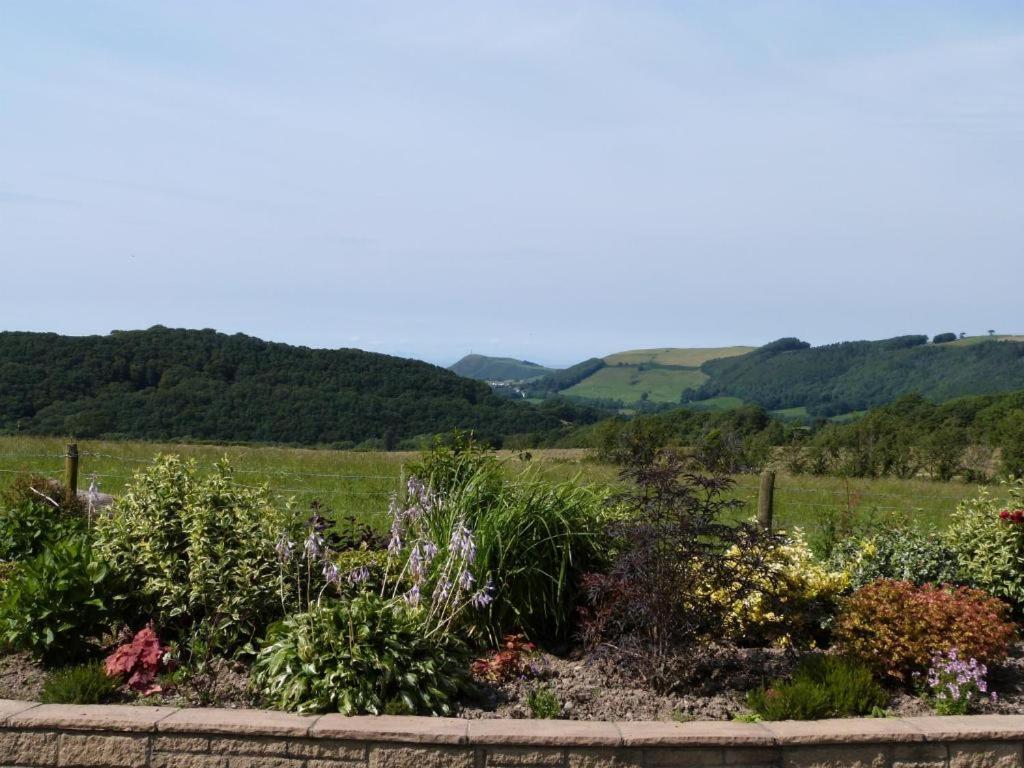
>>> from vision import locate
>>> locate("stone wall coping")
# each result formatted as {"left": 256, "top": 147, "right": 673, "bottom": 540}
{"left": 4, "top": 700, "right": 1024, "bottom": 748}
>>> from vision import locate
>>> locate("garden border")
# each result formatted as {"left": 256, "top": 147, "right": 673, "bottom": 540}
{"left": 3, "top": 700, "right": 1024, "bottom": 768}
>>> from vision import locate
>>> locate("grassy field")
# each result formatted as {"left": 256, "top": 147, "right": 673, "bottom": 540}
{"left": 603, "top": 346, "right": 754, "bottom": 367}
{"left": 563, "top": 365, "right": 708, "bottom": 404}
{"left": 0, "top": 436, "right": 983, "bottom": 550}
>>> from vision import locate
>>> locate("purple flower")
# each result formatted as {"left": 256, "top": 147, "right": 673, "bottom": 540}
{"left": 304, "top": 531, "right": 324, "bottom": 559}
{"left": 322, "top": 562, "right": 341, "bottom": 585}
{"left": 435, "top": 578, "right": 453, "bottom": 602}
{"left": 348, "top": 565, "right": 371, "bottom": 585}
{"left": 275, "top": 535, "right": 295, "bottom": 563}
{"left": 458, "top": 569, "right": 475, "bottom": 592}
{"left": 404, "top": 584, "right": 421, "bottom": 607}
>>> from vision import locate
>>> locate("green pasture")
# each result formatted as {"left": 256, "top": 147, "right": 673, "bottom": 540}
{"left": 603, "top": 346, "right": 754, "bottom": 367}
{"left": 0, "top": 436, "right": 982, "bottom": 546}
{"left": 563, "top": 365, "right": 707, "bottom": 404}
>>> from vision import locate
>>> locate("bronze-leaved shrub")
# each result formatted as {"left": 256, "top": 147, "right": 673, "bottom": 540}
{"left": 834, "top": 579, "right": 1015, "bottom": 683}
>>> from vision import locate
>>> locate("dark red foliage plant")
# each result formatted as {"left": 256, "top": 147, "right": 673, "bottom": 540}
{"left": 471, "top": 634, "right": 538, "bottom": 683}
{"left": 104, "top": 625, "right": 167, "bottom": 694}
{"left": 578, "top": 441, "right": 779, "bottom": 693}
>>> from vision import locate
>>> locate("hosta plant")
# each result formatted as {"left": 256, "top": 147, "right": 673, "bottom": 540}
{"left": 251, "top": 592, "right": 471, "bottom": 715}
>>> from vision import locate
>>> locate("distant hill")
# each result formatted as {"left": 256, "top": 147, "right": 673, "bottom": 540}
{"left": 449, "top": 354, "right": 554, "bottom": 382}
{"left": 690, "top": 335, "right": 1024, "bottom": 417}
{"left": 554, "top": 346, "right": 753, "bottom": 405}
{"left": 0, "top": 328, "right": 598, "bottom": 446}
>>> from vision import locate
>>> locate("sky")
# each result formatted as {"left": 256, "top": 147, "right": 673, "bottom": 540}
{"left": 2, "top": 2, "right": 1022, "bottom": 367}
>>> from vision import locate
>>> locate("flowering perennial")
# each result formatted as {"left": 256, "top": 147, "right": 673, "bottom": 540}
{"left": 925, "top": 648, "right": 995, "bottom": 715}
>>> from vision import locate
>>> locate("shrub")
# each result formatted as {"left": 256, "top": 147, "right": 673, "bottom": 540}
{"left": 714, "top": 528, "right": 848, "bottom": 647}
{"left": 0, "top": 536, "right": 121, "bottom": 663}
{"left": 0, "top": 474, "right": 85, "bottom": 562}
{"left": 40, "top": 663, "right": 120, "bottom": 704}
{"left": 834, "top": 580, "right": 1015, "bottom": 683}
{"left": 251, "top": 593, "right": 471, "bottom": 715}
{"left": 526, "top": 684, "right": 561, "bottom": 719}
{"left": 579, "top": 447, "right": 776, "bottom": 692}
{"left": 93, "top": 456, "right": 300, "bottom": 653}
{"left": 746, "top": 655, "right": 887, "bottom": 721}
{"left": 408, "top": 438, "right": 610, "bottom": 642}
{"left": 105, "top": 626, "right": 167, "bottom": 694}
{"left": 945, "top": 479, "right": 1024, "bottom": 610}
{"left": 831, "top": 523, "right": 959, "bottom": 590}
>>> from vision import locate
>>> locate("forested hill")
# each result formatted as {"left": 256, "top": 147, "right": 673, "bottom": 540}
{"left": 689, "top": 335, "right": 1024, "bottom": 417}
{"left": 0, "top": 328, "right": 594, "bottom": 446}
{"left": 449, "top": 354, "right": 553, "bottom": 381}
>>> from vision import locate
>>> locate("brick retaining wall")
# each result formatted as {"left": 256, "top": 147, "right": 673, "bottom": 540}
{"left": 3, "top": 700, "right": 1024, "bottom": 768}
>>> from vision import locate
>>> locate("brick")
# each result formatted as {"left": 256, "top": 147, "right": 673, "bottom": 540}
{"left": 486, "top": 747, "right": 566, "bottom": 766}
{"left": 159, "top": 709, "right": 316, "bottom": 737}
{"left": 211, "top": 737, "right": 292, "bottom": 756}
{"left": 620, "top": 723, "right": 773, "bottom": 748}
{"left": 152, "top": 735, "right": 211, "bottom": 753}
{"left": 769, "top": 720, "right": 922, "bottom": 746}
{"left": 369, "top": 745, "right": 475, "bottom": 768}
{"left": 0, "top": 729, "right": 59, "bottom": 765}
{"left": 225, "top": 757, "right": 301, "bottom": 768}
{"left": 567, "top": 748, "right": 642, "bottom": 768}
{"left": 313, "top": 715, "right": 468, "bottom": 745}
{"left": 150, "top": 755, "right": 228, "bottom": 768}
{"left": 12, "top": 705, "right": 175, "bottom": 733}
{"left": 468, "top": 721, "right": 620, "bottom": 748}
{"left": 905, "top": 720, "right": 1024, "bottom": 743}
{"left": 783, "top": 746, "right": 890, "bottom": 768}
{"left": 58, "top": 733, "right": 149, "bottom": 768}
{"left": 644, "top": 748, "right": 725, "bottom": 767}
{"left": 0, "top": 700, "right": 42, "bottom": 725}
{"left": 307, "top": 761, "right": 372, "bottom": 768}
{"left": 288, "top": 738, "right": 366, "bottom": 761}
{"left": 725, "top": 748, "right": 781, "bottom": 767}
{"left": 893, "top": 743, "right": 948, "bottom": 768}
{"left": 949, "top": 743, "right": 1022, "bottom": 768}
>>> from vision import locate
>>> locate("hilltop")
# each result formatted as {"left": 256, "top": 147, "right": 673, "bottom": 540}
{"left": 448, "top": 354, "right": 554, "bottom": 382}
{"left": 0, "top": 328, "right": 598, "bottom": 446}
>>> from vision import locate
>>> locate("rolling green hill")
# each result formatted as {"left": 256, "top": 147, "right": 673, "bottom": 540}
{"left": 691, "top": 335, "right": 1024, "bottom": 417}
{"left": 449, "top": 354, "right": 554, "bottom": 382}
{"left": 0, "top": 328, "right": 599, "bottom": 446}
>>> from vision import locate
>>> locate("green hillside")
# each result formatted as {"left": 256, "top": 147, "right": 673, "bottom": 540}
{"left": 0, "top": 328, "right": 598, "bottom": 446}
{"left": 691, "top": 335, "right": 1024, "bottom": 417}
{"left": 449, "top": 354, "right": 553, "bottom": 381}
{"left": 554, "top": 346, "right": 753, "bottom": 405}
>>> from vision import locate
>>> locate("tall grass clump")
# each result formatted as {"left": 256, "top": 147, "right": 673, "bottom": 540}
{"left": 407, "top": 436, "right": 611, "bottom": 642}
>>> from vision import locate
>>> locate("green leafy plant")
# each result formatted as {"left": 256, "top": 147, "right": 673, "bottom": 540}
{"left": 251, "top": 592, "right": 471, "bottom": 715}
{"left": 93, "top": 455, "right": 301, "bottom": 653}
{"left": 746, "top": 655, "right": 888, "bottom": 721}
{"left": 0, "top": 536, "right": 121, "bottom": 663}
{"left": 945, "top": 479, "right": 1024, "bottom": 610}
{"left": 408, "top": 438, "right": 610, "bottom": 642}
{"left": 0, "top": 474, "right": 85, "bottom": 562}
{"left": 834, "top": 579, "right": 1015, "bottom": 683}
{"left": 831, "top": 521, "right": 959, "bottom": 590}
{"left": 41, "top": 662, "right": 120, "bottom": 704}
{"left": 526, "top": 684, "right": 561, "bottom": 719}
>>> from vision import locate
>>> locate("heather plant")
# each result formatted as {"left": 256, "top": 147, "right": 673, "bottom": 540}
{"left": 746, "top": 655, "right": 887, "bottom": 721}
{"left": 40, "top": 663, "right": 120, "bottom": 705}
{"left": 579, "top": 445, "right": 777, "bottom": 692}
{"left": 834, "top": 579, "right": 1015, "bottom": 683}
{"left": 921, "top": 649, "right": 994, "bottom": 715}
{"left": 945, "top": 478, "right": 1024, "bottom": 610}
{"left": 93, "top": 455, "right": 302, "bottom": 654}
{"left": 526, "top": 684, "right": 561, "bottom": 719}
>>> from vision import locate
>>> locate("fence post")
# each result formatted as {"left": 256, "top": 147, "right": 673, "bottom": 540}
{"left": 757, "top": 469, "right": 775, "bottom": 532}
{"left": 64, "top": 443, "right": 79, "bottom": 509}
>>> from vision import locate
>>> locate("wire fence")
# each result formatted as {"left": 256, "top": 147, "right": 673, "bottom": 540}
{"left": 0, "top": 443, "right": 975, "bottom": 522}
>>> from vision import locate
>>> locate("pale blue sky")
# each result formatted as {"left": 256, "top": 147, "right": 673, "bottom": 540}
{"left": 2, "top": 2, "right": 1022, "bottom": 367}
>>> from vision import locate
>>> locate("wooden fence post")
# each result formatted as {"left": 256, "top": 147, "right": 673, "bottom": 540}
{"left": 64, "top": 443, "right": 79, "bottom": 509}
{"left": 757, "top": 469, "right": 775, "bottom": 532}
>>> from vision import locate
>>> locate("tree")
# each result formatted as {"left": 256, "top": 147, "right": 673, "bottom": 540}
{"left": 932, "top": 333, "right": 956, "bottom": 344}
